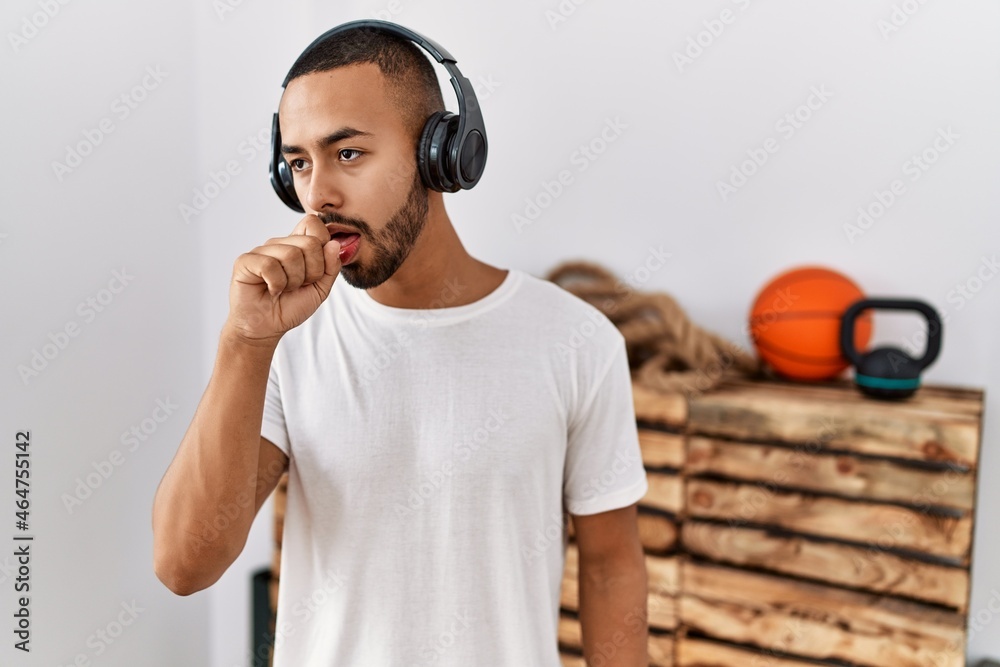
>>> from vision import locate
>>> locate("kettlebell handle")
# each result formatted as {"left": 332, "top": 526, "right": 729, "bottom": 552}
{"left": 839, "top": 298, "right": 943, "bottom": 369}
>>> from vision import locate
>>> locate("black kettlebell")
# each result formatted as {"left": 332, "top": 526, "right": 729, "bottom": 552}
{"left": 839, "top": 298, "right": 943, "bottom": 400}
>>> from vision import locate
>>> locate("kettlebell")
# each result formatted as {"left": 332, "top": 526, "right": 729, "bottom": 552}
{"left": 839, "top": 298, "right": 943, "bottom": 400}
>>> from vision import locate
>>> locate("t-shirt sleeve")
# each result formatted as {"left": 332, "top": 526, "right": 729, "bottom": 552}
{"left": 261, "top": 354, "right": 291, "bottom": 457}
{"left": 563, "top": 334, "right": 649, "bottom": 516}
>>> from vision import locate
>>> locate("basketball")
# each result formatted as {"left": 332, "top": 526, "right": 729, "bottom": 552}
{"left": 749, "top": 266, "right": 872, "bottom": 381}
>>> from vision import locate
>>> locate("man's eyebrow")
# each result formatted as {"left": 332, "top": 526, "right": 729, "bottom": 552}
{"left": 280, "top": 127, "right": 374, "bottom": 156}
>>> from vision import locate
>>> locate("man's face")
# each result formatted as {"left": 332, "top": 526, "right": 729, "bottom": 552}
{"left": 278, "top": 63, "right": 429, "bottom": 289}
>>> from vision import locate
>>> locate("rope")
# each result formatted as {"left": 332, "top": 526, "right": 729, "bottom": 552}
{"left": 544, "top": 260, "right": 767, "bottom": 396}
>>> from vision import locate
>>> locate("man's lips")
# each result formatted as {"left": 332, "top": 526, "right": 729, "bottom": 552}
{"left": 329, "top": 231, "right": 361, "bottom": 248}
{"left": 325, "top": 222, "right": 361, "bottom": 242}
{"left": 335, "top": 234, "right": 361, "bottom": 264}
{"left": 323, "top": 223, "right": 362, "bottom": 263}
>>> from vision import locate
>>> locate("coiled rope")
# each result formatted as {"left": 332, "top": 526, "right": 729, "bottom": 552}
{"left": 545, "top": 260, "right": 767, "bottom": 395}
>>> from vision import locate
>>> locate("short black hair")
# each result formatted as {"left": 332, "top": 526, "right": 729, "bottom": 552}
{"left": 284, "top": 26, "right": 446, "bottom": 148}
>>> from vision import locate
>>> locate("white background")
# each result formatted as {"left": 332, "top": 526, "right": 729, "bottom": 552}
{"left": 2, "top": 0, "right": 998, "bottom": 665}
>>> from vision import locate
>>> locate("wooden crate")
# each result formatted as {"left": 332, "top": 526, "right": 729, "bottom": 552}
{"left": 566, "top": 375, "right": 983, "bottom": 667}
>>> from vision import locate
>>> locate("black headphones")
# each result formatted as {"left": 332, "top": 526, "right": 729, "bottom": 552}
{"left": 269, "top": 19, "right": 488, "bottom": 213}
{"left": 839, "top": 298, "right": 943, "bottom": 400}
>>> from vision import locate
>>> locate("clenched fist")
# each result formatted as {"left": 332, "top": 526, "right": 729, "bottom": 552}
{"left": 224, "top": 214, "right": 348, "bottom": 345}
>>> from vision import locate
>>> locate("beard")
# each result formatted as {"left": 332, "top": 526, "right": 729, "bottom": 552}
{"left": 318, "top": 168, "right": 429, "bottom": 290}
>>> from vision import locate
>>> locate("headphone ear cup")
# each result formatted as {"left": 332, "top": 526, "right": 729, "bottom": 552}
{"left": 417, "top": 111, "right": 460, "bottom": 193}
{"left": 270, "top": 113, "right": 304, "bottom": 212}
{"left": 276, "top": 160, "right": 302, "bottom": 212}
{"left": 416, "top": 111, "right": 442, "bottom": 191}
{"left": 457, "top": 127, "right": 487, "bottom": 187}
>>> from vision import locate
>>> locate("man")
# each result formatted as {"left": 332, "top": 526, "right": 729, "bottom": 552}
{"left": 152, "top": 23, "right": 650, "bottom": 666}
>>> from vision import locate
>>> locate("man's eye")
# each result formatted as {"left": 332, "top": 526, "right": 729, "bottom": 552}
{"left": 288, "top": 158, "right": 307, "bottom": 172}
{"left": 340, "top": 149, "right": 362, "bottom": 162}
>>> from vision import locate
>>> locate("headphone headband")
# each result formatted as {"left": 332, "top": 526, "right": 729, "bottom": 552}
{"left": 281, "top": 20, "right": 458, "bottom": 88}
{"left": 270, "top": 19, "right": 488, "bottom": 211}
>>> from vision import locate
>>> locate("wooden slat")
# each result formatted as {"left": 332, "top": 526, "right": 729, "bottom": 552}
{"left": 557, "top": 613, "right": 675, "bottom": 666}
{"left": 561, "top": 544, "right": 579, "bottom": 610}
{"left": 686, "top": 382, "right": 981, "bottom": 467}
{"left": 643, "top": 472, "right": 684, "bottom": 514}
{"left": 637, "top": 511, "right": 678, "bottom": 553}
{"left": 568, "top": 510, "right": 679, "bottom": 553}
{"left": 682, "top": 561, "right": 965, "bottom": 667}
{"left": 686, "top": 436, "right": 975, "bottom": 511}
{"left": 639, "top": 428, "right": 687, "bottom": 468}
{"left": 646, "top": 555, "right": 679, "bottom": 631}
{"left": 561, "top": 544, "right": 679, "bottom": 631}
{"left": 720, "top": 376, "right": 984, "bottom": 414}
{"left": 686, "top": 479, "right": 972, "bottom": 562}
{"left": 558, "top": 612, "right": 581, "bottom": 647}
{"left": 633, "top": 382, "right": 687, "bottom": 428}
{"left": 681, "top": 520, "right": 969, "bottom": 611}
{"left": 647, "top": 553, "right": 681, "bottom": 596}
{"left": 649, "top": 633, "right": 675, "bottom": 667}
{"left": 677, "top": 636, "right": 835, "bottom": 666}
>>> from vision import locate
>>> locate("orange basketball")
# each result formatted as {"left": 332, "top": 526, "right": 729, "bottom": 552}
{"left": 749, "top": 266, "right": 872, "bottom": 381}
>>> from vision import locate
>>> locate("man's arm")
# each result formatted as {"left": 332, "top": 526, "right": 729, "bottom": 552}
{"left": 152, "top": 213, "right": 341, "bottom": 596}
{"left": 151, "top": 329, "right": 284, "bottom": 596}
{"left": 571, "top": 502, "right": 649, "bottom": 667}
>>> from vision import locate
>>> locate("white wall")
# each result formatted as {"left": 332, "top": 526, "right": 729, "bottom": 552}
{"left": 1, "top": 0, "right": 208, "bottom": 665}
{"left": 3, "top": 0, "right": 998, "bottom": 665}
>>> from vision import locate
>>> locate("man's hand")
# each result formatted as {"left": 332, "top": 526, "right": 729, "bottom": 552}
{"left": 224, "top": 214, "right": 342, "bottom": 345}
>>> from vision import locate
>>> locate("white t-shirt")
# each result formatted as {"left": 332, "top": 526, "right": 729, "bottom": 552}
{"left": 261, "top": 267, "right": 649, "bottom": 666}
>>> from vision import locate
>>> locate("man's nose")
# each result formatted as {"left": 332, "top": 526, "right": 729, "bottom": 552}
{"left": 302, "top": 159, "right": 345, "bottom": 212}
